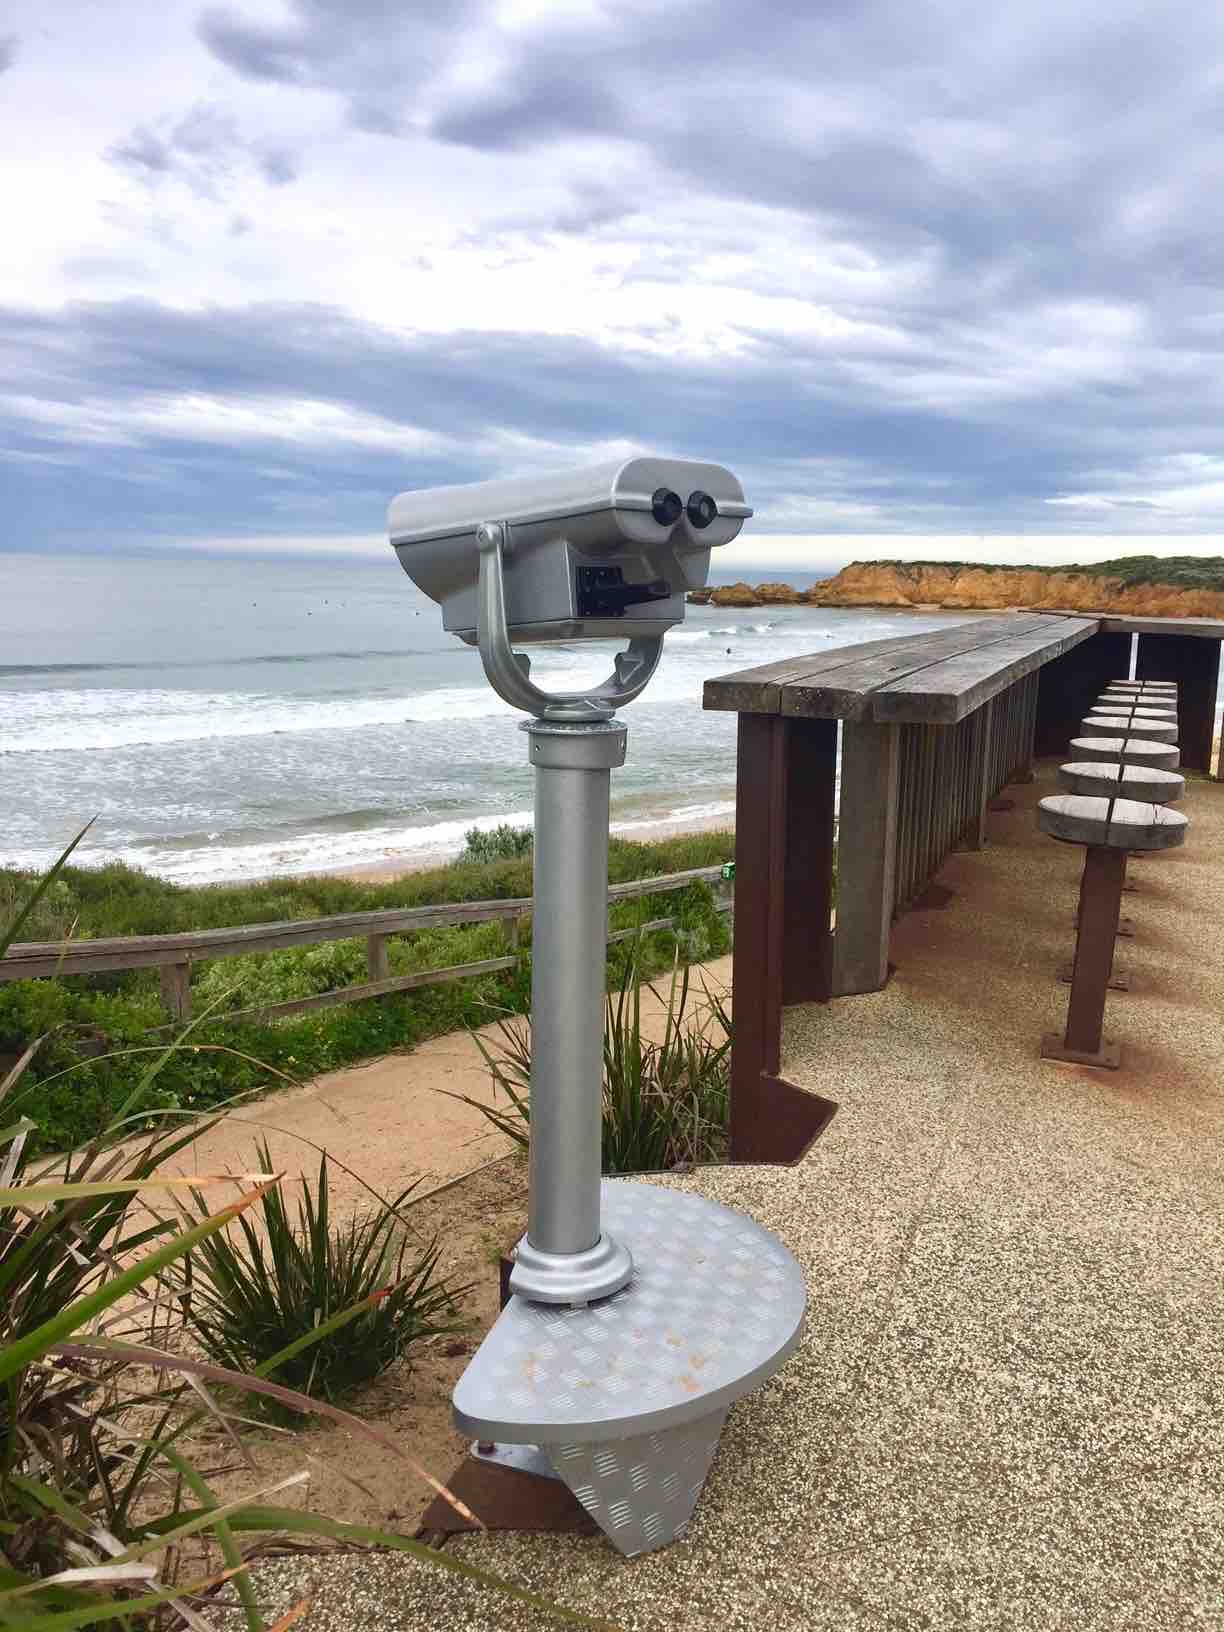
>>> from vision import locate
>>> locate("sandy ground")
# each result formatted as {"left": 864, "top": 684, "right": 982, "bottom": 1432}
{"left": 216, "top": 764, "right": 1224, "bottom": 1632}
{"left": 165, "top": 1022, "right": 521, "bottom": 1210}
{"left": 168, "top": 958, "right": 732, "bottom": 1208}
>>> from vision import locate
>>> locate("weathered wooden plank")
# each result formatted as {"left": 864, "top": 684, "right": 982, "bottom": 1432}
{"left": 606, "top": 865, "right": 725, "bottom": 900}
{"left": 702, "top": 632, "right": 936, "bottom": 715}
{"left": 779, "top": 615, "right": 1058, "bottom": 721}
{"left": 608, "top": 916, "right": 674, "bottom": 943}
{"left": 1103, "top": 615, "right": 1224, "bottom": 639}
{"left": 871, "top": 617, "right": 1098, "bottom": 724}
{"left": 0, "top": 865, "right": 727, "bottom": 980}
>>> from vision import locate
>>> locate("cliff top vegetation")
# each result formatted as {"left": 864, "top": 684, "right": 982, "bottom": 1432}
{"left": 860, "top": 555, "right": 1224, "bottom": 591}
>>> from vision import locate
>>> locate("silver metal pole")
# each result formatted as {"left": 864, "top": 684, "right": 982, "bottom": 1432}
{"left": 507, "top": 717, "right": 634, "bottom": 1306}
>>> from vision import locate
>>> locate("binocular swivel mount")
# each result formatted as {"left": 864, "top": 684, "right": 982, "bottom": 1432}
{"left": 473, "top": 519, "right": 663, "bottom": 723}
{"left": 388, "top": 457, "right": 805, "bottom": 1555}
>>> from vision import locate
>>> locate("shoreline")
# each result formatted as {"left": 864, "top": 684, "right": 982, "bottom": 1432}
{"left": 326, "top": 808, "right": 736, "bottom": 886}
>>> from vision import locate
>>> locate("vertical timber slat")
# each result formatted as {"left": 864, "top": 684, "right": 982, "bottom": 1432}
{"left": 781, "top": 718, "right": 838, "bottom": 1005}
{"left": 971, "top": 697, "right": 994, "bottom": 849}
{"left": 832, "top": 720, "right": 900, "bottom": 996}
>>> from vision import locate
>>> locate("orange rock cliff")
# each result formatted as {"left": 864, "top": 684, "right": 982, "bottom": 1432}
{"left": 689, "top": 561, "right": 1224, "bottom": 619}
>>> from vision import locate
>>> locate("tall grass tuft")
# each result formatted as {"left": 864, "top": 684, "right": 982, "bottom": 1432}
{"left": 462, "top": 946, "right": 732, "bottom": 1173}
{"left": 177, "top": 1140, "right": 466, "bottom": 1409}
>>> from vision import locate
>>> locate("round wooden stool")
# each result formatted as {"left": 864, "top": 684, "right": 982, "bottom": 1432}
{"left": 1038, "top": 795, "right": 1188, "bottom": 1069}
{"left": 1080, "top": 715, "right": 1178, "bottom": 742}
{"left": 1068, "top": 736, "right": 1180, "bottom": 769}
{"left": 1056, "top": 762, "right": 1185, "bottom": 802}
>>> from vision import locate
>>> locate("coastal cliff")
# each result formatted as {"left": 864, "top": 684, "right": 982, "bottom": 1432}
{"left": 689, "top": 557, "right": 1224, "bottom": 617}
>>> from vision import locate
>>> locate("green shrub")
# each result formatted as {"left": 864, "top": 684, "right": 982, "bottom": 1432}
{"left": 454, "top": 823, "right": 534, "bottom": 866}
{"left": 462, "top": 947, "right": 732, "bottom": 1173}
{"left": 178, "top": 1141, "right": 466, "bottom": 1412}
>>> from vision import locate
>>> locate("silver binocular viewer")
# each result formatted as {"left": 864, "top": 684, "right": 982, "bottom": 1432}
{"left": 388, "top": 456, "right": 750, "bottom": 721}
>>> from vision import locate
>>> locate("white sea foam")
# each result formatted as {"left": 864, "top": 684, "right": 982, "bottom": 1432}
{"left": 1, "top": 792, "right": 744, "bottom": 885}
{"left": 0, "top": 626, "right": 824, "bottom": 755}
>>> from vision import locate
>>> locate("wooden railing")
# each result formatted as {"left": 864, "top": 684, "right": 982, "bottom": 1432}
{"left": 0, "top": 865, "right": 731, "bottom": 1027}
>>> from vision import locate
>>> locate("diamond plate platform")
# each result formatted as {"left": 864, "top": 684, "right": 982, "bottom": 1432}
{"left": 453, "top": 1181, "right": 806, "bottom": 1555}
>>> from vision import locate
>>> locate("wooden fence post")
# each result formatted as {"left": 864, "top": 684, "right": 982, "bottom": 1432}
{"left": 832, "top": 719, "right": 900, "bottom": 996}
{"left": 159, "top": 961, "right": 191, "bottom": 1024}
{"left": 366, "top": 933, "right": 390, "bottom": 983}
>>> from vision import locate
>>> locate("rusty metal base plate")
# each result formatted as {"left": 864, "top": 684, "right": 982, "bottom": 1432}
{"left": 1074, "top": 915, "right": 1135, "bottom": 937}
{"left": 1041, "top": 1032, "right": 1122, "bottom": 1070}
{"left": 1059, "top": 962, "right": 1131, "bottom": 992}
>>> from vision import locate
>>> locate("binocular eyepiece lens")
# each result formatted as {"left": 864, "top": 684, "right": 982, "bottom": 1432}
{"left": 686, "top": 490, "right": 718, "bottom": 529}
{"left": 651, "top": 487, "right": 684, "bottom": 527}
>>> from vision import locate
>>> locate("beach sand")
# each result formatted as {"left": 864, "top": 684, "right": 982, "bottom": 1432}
{"left": 328, "top": 809, "right": 735, "bottom": 886}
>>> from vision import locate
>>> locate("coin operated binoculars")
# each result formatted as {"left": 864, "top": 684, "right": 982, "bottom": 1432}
{"left": 388, "top": 458, "right": 805, "bottom": 1556}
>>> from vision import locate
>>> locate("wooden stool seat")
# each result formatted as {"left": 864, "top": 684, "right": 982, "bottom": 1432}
{"left": 1093, "top": 700, "right": 1177, "bottom": 718}
{"left": 1069, "top": 736, "right": 1180, "bottom": 768}
{"left": 1106, "top": 682, "right": 1177, "bottom": 692}
{"left": 1038, "top": 794, "right": 1188, "bottom": 851}
{"left": 1080, "top": 715, "right": 1178, "bottom": 742}
{"left": 1104, "top": 690, "right": 1178, "bottom": 701}
{"left": 1057, "top": 762, "right": 1185, "bottom": 803}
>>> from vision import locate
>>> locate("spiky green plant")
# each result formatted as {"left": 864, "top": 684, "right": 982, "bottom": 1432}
{"left": 460, "top": 946, "right": 732, "bottom": 1174}
{"left": 177, "top": 1139, "right": 466, "bottom": 1409}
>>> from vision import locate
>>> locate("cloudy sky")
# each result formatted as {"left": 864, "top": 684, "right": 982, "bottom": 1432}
{"left": 5, "top": 0, "right": 1224, "bottom": 571}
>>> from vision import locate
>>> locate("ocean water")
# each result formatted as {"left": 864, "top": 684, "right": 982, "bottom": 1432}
{"left": 0, "top": 551, "right": 978, "bottom": 885}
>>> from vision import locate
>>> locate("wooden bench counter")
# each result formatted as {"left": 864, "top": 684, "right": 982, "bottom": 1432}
{"left": 702, "top": 612, "right": 1133, "bottom": 1161}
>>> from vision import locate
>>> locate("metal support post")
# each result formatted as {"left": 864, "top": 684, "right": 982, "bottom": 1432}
{"left": 509, "top": 718, "right": 633, "bottom": 1306}
{"left": 1042, "top": 845, "right": 1126, "bottom": 1069}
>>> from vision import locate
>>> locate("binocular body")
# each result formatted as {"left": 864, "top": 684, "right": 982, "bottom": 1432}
{"left": 388, "top": 456, "right": 750, "bottom": 644}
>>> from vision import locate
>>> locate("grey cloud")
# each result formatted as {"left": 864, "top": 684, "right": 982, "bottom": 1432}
{"left": 431, "top": 61, "right": 622, "bottom": 153}
{"left": 259, "top": 148, "right": 300, "bottom": 185}
{"left": 0, "top": 34, "right": 19, "bottom": 74}
{"left": 1, "top": 294, "right": 1208, "bottom": 553}
{"left": 191, "top": 0, "right": 1224, "bottom": 318}
{"left": 108, "top": 126, "right": 174, "bottom": 177}
{"left": 107, "top": 102, "right": 302, "bottom": 197}
{"left": 196, "top": 7, "right": 312, "bottom": 85}
{"left": 197, "top": 0, "right": 483, "bottom": 130}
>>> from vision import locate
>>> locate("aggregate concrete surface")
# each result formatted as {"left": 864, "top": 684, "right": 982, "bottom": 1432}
{"left": 225, "top": 764, "right": 1224, "bottom": 1632}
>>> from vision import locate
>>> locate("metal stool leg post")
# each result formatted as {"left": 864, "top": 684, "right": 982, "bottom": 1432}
{"left": 1044, "top": 845, "right": 1126, "bottom": 1069}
